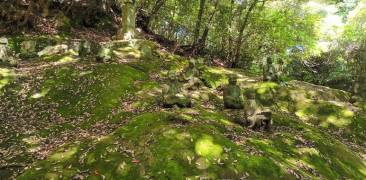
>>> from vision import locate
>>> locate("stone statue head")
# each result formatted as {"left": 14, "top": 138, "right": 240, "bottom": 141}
{"left": 244, "top": 88, "right": 256, "bottom": 99}
{"left": 228, "top": 75, "right": 238, "bottom": 85}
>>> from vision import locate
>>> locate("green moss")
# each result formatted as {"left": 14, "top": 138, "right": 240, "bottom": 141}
{"left": 19, "top": 112, "right": 287, "bottom": 179}
{"left": 201, "top": 67, "right": 228, "bottom": 89}
{"left": 0, "top": 68, "right": 16, "bottom": 94}
{"left": 39, "top": 64, "right": 147, "bottom": 128}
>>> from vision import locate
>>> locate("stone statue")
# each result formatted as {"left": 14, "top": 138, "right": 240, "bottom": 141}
{"left": 181, "top": 60, "right": 204, "bottom": 90}
{"left": 244, "top": 88, "right": 272, "bottom": 131}
{"left": 263, "top": 57, "right": 278, "bottom": 82}
{"left": 0, "top": 37, "right": 9, "bottom": 62}
{"left": 162, "top": 71, "right": 192, "bottom": 108}
{"left": 223, "top": 75, "right": 244, "bottom": 109}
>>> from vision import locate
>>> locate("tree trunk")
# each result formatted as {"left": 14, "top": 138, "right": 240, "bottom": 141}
{"left": 197, "top": 0, "right": 219, "bottom": 52}
{"left": 117, "top": 0, "right": 136, "bottom": 40}
{"left": 193, "top": 0, "right": 206, "bottom": 45}
{"left": 137, "top": 0, "right": 165, "bottom": 33}
{"left": 232, "top": 0, "right": 259, "bottom": 68}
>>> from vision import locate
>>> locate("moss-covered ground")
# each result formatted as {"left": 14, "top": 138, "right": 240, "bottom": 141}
{"left": 1, "top": 36, "right": 365, "bottom": 179}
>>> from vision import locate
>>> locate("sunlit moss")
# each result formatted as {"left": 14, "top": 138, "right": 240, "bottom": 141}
{"left": 31, "top": 88, "right": 50, "bottom": 99}
{"left": 56, "top": 55, "right": 77, "bottom": 64}
{"left": 0, "top": 68, "right": 16, "bottom": 91}
{"left": 195, "top": 135, "right": 223, "bottom": 159}
{"left": 49, "top": 146, "right": 78, "bottom": 162}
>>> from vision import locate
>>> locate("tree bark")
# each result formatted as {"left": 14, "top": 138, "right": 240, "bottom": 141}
{"left": 197, "top": 0, "right": 219, "bottom": 50}
{"left": 193, "top": 0, "right": 206, "bottom": 45}
{"left": 117, "top": 0, "right": 136, "bottom": 40}
{"left": 232, "top": 0, "right": 259, "bottom": 68}
{"left": 137, "top": 0, "right": 165, "bottom": 33}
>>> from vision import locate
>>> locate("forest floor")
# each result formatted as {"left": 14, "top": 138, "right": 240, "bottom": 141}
{"left": 0, "top": 35, "right": 366, "bottom": 179}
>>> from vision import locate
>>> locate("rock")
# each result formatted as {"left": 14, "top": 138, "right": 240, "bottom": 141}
{"left": 0, "top": 37, "right": 9, "bottom": 62}
{"left": 8, "top": 56, "right": 19, "bottom": 67}
{"left": 96, "top": 46, "right": 112, "bottom": 62}
{"left": 38, "top": 44, "right": 68, "bottom": 57}
{"left": 0, "top": 37, "right": 8, "bottom": 44}
{"left": 223, "top": 75, "right": 244, "bottom": 109}
{"left": 163, "top": 93, "right": 192, "bottom": 108}
{"left": 68, "top": 41, "right": 81, "bottom": 55}
{"left": 162, "top": 72, "right": 192, "bottom": 108}
{"left": 20, "top": 40, "right": 37, "bottom": 58}
{"left": 79, "top": 40, "right": 92, "bottom": 57}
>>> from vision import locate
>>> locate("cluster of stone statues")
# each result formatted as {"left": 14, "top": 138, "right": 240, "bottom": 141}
{"left": 223, "top": 75, "right": 272, "bottom": 131}
{"left": 161, "top": 60, "right": 272, "bottom": 131}
{"left": 161, "top": 60, "right": 204, "bottom": 108}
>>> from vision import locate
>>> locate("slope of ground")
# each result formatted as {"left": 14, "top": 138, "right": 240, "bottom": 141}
{"left": 1, "top": 36, "right": 366, "bottom": 179}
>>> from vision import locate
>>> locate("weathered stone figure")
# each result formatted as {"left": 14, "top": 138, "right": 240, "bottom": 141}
{"left": 248, "top": 108, "right": 272, "bottom": 130}
{"left": 181, "top": 60, "right": 204, "bottom": 90}
{"left": 0, "top": 37, "right": 9, "bottom": 62}
{"left": 0, "top": 37, "right": 18, "bottom": 66}
{"left": 263, "top": 57, "right": 278, "bottom": 82}
{"left": 162, "top": 71, "right": 192, "bottom": 108}
{"left": 244, "top": 89, "right": 272, "bottom": 131}
{"left": 223, "top": 75, "right": 244, "bottom": 109}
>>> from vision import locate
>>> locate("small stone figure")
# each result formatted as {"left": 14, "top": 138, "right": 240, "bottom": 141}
{"left": 181, "top": 60, "right": 204, "bottom": 90}
{"left": 162, "top": 71, "right": 192, "bottom": 108}
{"left": 244, "top": 89, "right": 272, "bottom": 131}
{"left": 223, "top": 75, "right": 244, "bottom": 109}
{"left": 247, "top": 107, "right": 272, "bottom": 131}
{"left": 263, "top": 57, "right": 278, "bottom": 82}
{"left": 0, "top": 37, "right": 9, "bottom": 62}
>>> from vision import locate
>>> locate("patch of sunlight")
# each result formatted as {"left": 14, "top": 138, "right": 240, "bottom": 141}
{"left": 49, "top": 146, "right": 78, "bottom": 161}
{"left": 295, "top": 110, "right": 310, "bottom": 121}
{"left": 116, "top": 161, "right": 131, "bottom": 176}
{"left": 45, "top": 172, "right": 59, "bottom": 179}
{"left": 79, "top": 70, "right": 93, "bottom": 77}
{"left": 68, "top": 49, "right": 79, "bottom": 56}
{"left": 175, "top": 132, "right": 191, "bottom": 141}
{"left": 207, "top": 67, "right": 238, "bottom": 76}
{"left": 341, "top": 109, "right": 354, "bottom": 118}
{"left": 259, "top": 82, "right": 279, "bottom": 89}
{"left": 286, "top": 158, "right": 298, "bottom": 165}
{"left": 195, "top": 135, "right": 223, "bottom": 159}
{"left": 219, "top": 118, "right": 234, "bottom": 126}
{"left": 256, "top": 82, "right": 278, "bottom": 95}
{"left": 322, "top": 115, "right": 352, "bottom": 128}
{"left": 113, "top": 49, "right": 141, "bottom": 59}
{"left": 22, "top": 136, "right": 41, "bottom": 145}
{"left": 87, "top": 153, "right": 96, "bottom": 165}
{"left": 0, "top": 68, "right": 16, "bottom": 90}
{"left": 55, "top": 56, "right": 77, "bottom": 65}
{"left": 31, "top": 88, "right": 50, "bottom": 99}
{"left": 124, "top": 31, "right": 134, "bottom": 41}
{"left": 257, "top": 87, "right": 267, "bottom": 94}
{"left": 163, "top": 129, "right": 177, "bottom": 137}
{"left": 298, "top": 147, "right": 320, "bottom": 156}
{"left": 278, "top": 102, "right": 290, "bottom": 112}
{"left": 97, "top": 135, "right": 112, "bottom": 142}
